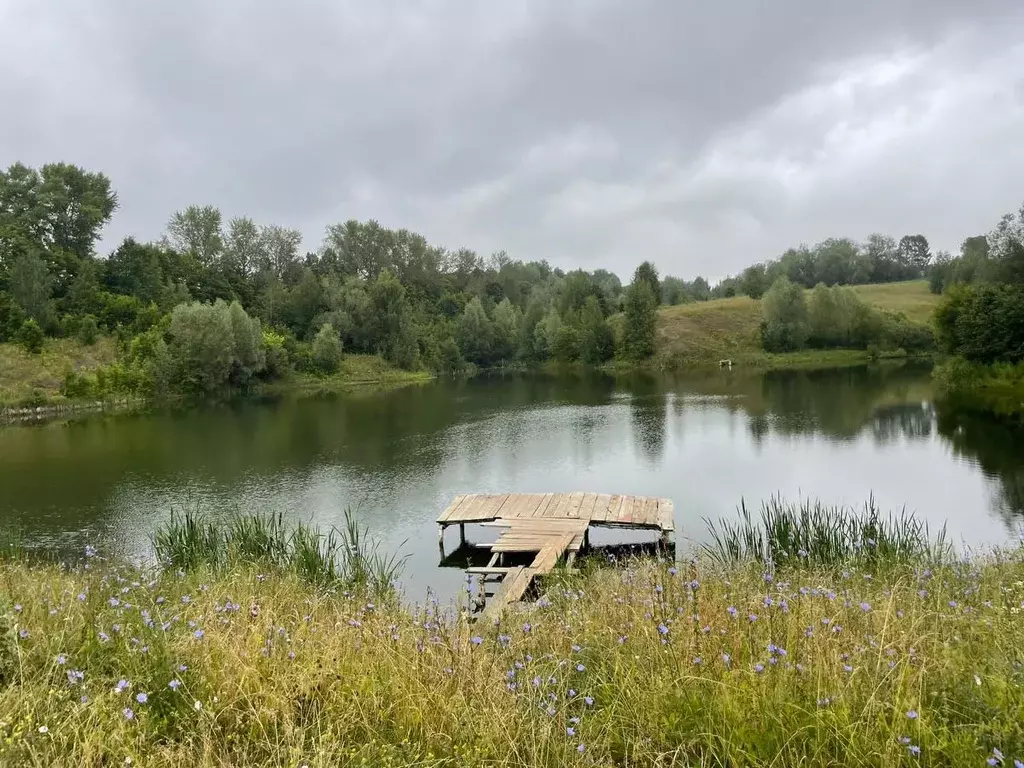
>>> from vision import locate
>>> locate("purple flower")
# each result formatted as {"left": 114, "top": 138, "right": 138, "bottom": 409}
{"left": 690, "top": 579, "right": 699, "bottom": 590}
{"left": 136, "top": 692, "right": 148, "bottom": 704}
{"left": 18, "top": 629, "right": 29, "bottom": 640}
{"left": 906, "top": 709, "right": 918, "bottom": 720}
{"left": 115, "top": 679, "right": 130, "bottom": 694}
{"left": 754, "top": 663, "right": 765, "bottom": 673}
{"left": 566, "top": 727, "right": 576, "bottom": 737}
{"left": 522, "top": 623, "right": 532, "bottom": 633}
{"left": 859, "top": 602, "right": 871, "bottom": 612}
{"left": 169, "top": 679, "right": 182, "bottom": 691}
{"left": 668, "top": 567, "right": 677, "bottom": 576}
{"left": 193, "top": 629, "right": 205, "bottom": 640}
{"left": 575, "top": 663, "right": 585, "bottom": 672}
{"left": 577, "top": 744, "right": 586, "bottom": 753}
{"left": 722, "top": 653, "right": 731, "bottom": 666}
{"left": 470, "top": 636, "right": 483, "bottom": 645}
{"left": 122, "top": 708, "right": 134, "bottom": 720}
{"left": 658, "top": 624, "right": 669, "bottom": 635}
{"left": 108, "top": 597, "right": 120, "bottom": 608}
{"left": 727, "top": 606, "right": 738, "bottom": 618}
{"left": 748, "top": 613, "right": 758, "bottom": 622}
{"left": 908, "top": 745, "right": 920, "bottom": 756}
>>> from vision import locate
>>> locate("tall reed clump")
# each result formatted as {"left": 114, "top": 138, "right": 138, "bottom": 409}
{"left": 151, "top": 508, "right": 404, "bottom": 595}
{"left": 703, "top": 494, "right": 948, "bottom": 568}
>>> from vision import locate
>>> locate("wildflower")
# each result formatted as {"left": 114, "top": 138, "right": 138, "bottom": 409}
{"left": 754, "top": 663, "right": 765, "bottom": 673}
{"left": 748, "top": 613, "right": 758, "bottom": 622}
{"left": 584, "top": 696, "right": 594, "bottom": 706}
{"left": 899, "top": 737, "right": 911, "bottom": 745}
{"left": 721, "top": 653, "right": 731, "bottom": 666}
{"left": 498, "top": 634, "right": 510, "bottom": 646}
{"left": 727, "top": 606, "right": 738, "bottom": 617}
{"left": 194, "top": 629, "right": 205, "bottom": 640}
{"left": 115, "top": 679, "right": 130, "bottom": 694}
{"left": 194, "top": 700, "right": 202, "bottom": 711}
{"left": 56, "top": 653, "right": 68, "bottom": 665}
{"left": 988, "top": 748, "right": 1004, "bottom": 766}
{"left": 470, "top": 636, "right": 483, "bottom": 645}
{"left": 13, "top": 604, "right": 21, "bottom": 613}
{"left": 123, "top": 708, "right": 134, "bottom": 720}
{"left": 522, "top": 622, "right": 532, "bottom": 633}
{"left": 169, "top": 679, "right": 182, "bottom": 691}
{"left": 577, "top": 744, "right": 586, "bottom": 753}
{"left": 566, "top": 727, "right": 576, "bottom": 737}
{"left": 77, "top": 593, "right": 87, "bottom": 602}
{"left": 658, "top": 623, "right": 669, "bottom": 635}
{"left": 38, "top": 725, "right": 49, "bottom": 734}
{"left": 763, "top": 596, "right": 773, "bottom": 607}
{"left": 859, "top": 602, "right": 871, "bottom": 612}
{"left": 668, "top": 566, "right": 677, "bottom": 575}
{"left": 109, "top": 597, "right": 121, "bottom": 608}
{"left": 136, "top": 692, "right": 148, "bottom": 704}
{"left": 576, "top": 663, "right": 585, "bottom": 672}
{"left": 617, "top": 635, "right": 627, "bottom": 644}
{"left": 906, "top": 709, "right": 918, "bottom": 719}
{"left": 908, "top": 745, "right": 921, "bottom": 756}
{"left": 179, "top": 664, "right": 188, "bottom": 672}
{"left": 690, "top": 579, "right": 699, "bottom": 590}
{"left": 18, "top": 629, "right": 29, "bottom": 639}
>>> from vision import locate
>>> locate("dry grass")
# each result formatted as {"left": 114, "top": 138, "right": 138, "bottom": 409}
{"left": 653, "top": 281, "right": 941, "bottom": 367}
{"left": 1, "top": 546, "right": 1022, "bottom": 767}
{"left": 848, "top": 280, "right": 940, "bottom": 325}
{"left": 0, "top": 338, "right": 118, "bottom": 405}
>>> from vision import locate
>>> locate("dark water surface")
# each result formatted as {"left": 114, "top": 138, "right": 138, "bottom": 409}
{"left": 2, "top": 363, "right": 1022, "bottom": 602}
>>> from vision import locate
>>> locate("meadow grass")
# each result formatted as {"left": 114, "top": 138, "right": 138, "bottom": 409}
{"left": 1, "top": 518, "right": 1022, "bottom": 766}
{"left": 652, "top": 280, "right": 940, "bottom": 368}
{"left": 0, "top": 337, "right": 118, "bottom": 406}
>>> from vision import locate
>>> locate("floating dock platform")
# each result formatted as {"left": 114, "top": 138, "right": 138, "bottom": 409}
{"left": 437, "top": 493, "right": 674, "bottom": 621}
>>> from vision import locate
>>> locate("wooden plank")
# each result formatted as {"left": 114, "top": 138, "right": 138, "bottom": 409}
{"left": 529, "top": 492, "right": 555, "bottom": 518}
{"left": 617, "top": 495, "right": 636, "bottom": 524}
{"left": 566, "top": 491, "right": 586, "bottom": 519}
{"left": 578, "top": 492, "right": 599, "bottom": 521}
{"left": 480, "top": 566, "right": 530, "bottom": 622}
{"left": 542, "top": 493, "right": 568, "bottom": 518}
{"left": 466, "top": 566, "right": 515, "bottom": 575}
{"left": 436, "top": 494, "right": 468, "bottom": 523}
{"left": 591, "top": 493, "right": 615, "bottom": 523}
{"left": 469, "top": 493, "right": 508, "bottom": 521}
{"left": 513, "top": 493, "right": 547, "bottom": 519}
{"left": 640, "top": 497, "right": 659, "bottom": 526}
{"left": 657, "top": 499, "right": 675, "bottom": 532}
{"left": 529, "top": 533, "right": 574, "bottom": 573}
{"left": 597, "top": 494, "right": 624, "bottom": 524}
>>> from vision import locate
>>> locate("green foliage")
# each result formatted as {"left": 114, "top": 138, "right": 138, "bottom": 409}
{"left": 456, "top": 297, "right": 494, "bottom": 366}
{"left": 14, "top": 318, "right": 44, "bottom": 354}
{"left": 552, "top": 322, "right": 581, "bottom": 362}
{"left": 760, "top": 277, "right": 809, "bottom": 352}
{"left": 0, "top": 290, "right": 26, "bottom": 342}
{"left": 311, "top": 323, "right": 343, "bottom": 374}
{"left": 621, "top": 282, "right": 658, "bottom": 360}
{"left": 491, "top": 298, "right": 522, "bottom": 364}
{"left": 632, "top": 261, "right": 661, "bottom": 305}
{"left": 533, "top": 306, "right": 562, "bottom": 361}
{"left": 806, "top": 284, "right": 882, "bottom": 349}
{"left": 935, "top": 283, "right": 1024, "bottom": 364}
{"left": 9, "top": 250, "right": 54, "bottom": 327}
{"left": 579, "top": 296, "right": 614, "bottom": 364}
{"left": 165, "top": 300, "right": 265, "bottom": 397}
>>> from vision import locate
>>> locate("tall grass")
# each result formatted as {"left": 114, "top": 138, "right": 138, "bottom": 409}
{"left": 151, "top": 508, "right": 405, "bottom": 594}
{"left": 704, "top": 494, "right": 948, "bottom": 568}
{"left": 1, "top": 542, "right": 1022, "bottom": 766}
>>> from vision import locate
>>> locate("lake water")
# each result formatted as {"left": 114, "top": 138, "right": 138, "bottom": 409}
{"left": 2, "top": 363, "right": 1022, "bottom": 602}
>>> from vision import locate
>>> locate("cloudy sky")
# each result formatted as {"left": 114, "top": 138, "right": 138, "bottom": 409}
{"left": 2, "top": 1, "right": 1023, "bottom": 281}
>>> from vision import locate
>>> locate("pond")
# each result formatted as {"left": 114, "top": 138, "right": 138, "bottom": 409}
{"left": 2, "top": 363, "right": 1022, "bottom": 602}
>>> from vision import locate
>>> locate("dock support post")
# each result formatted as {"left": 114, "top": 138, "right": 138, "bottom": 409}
{"left": 438, "top": 525, "right": 445, "bottom": 557}
{"left": 459, "top": 523, "right": 466, "bottom": 546}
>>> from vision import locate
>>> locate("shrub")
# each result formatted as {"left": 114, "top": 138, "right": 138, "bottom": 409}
{"left": 76, "top": 314, "right": 99, "bottom": 345}
{"left": 62, "top": 370, "right": 97, "bottom": 399}
{"left": 14, "top": 318, "right": 44, "bottom": 354}
{"left": 621, "top": 282, "right": 658, "bottom": 360}
{"left": 311, "top": 323, "right": 343, "bottom": 374}
{"left": 760, "top": 278, "right": 808, "bottom": 352}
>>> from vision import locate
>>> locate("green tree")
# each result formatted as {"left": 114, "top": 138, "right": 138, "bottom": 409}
{"left": 533, "top": 306, "right": 562, "bottom": 361}
{"left": 76, "top": 315, "right": 99, "bottom": 345}
{"left": 579, "top": 296, "right": 614, "bottom": 364}
{"left": 632, "top": 261, "right": 661, "bottom": 305}
{"left": 223, "top": 217, "right": 264, "bottom": 279}
{"left": 37, "top": 162, "right": 118, "bottom": 259}
{"left": 165, "top": 205, "right": 223, "bottom": 266}
{"left": 621, "top": 282, "right": 658, "bottom": 360}
{"left": 898, "top": 234, "right": 931, "bottom": 275}
{"left": 166, "top": 300, "right": 265, "bottom": 397}
{"left": 740, "top": 263, "right": 770, "bottom": 299}
{"left": 9, "top": 251, "right": 54, "bottom": 327}
{"left": 14, "top": 318, "right": 44, "bottom": 354}
{"left": 491, "top": 298, "right": 522, "bottom": 363}
{"left": 311, "top": 323, "right": 343, "bottom": 374}
{"left": 369, "top": 269, "right": 418, "bottom": 368}
{"left": 455, "top": 297, "right": 494, "bottom": 365}
{"left": 227, "top": 300, "right": 265, "bottom": 385}
{"left": 104, "top": 237, "right": 165, "bottom": 303}
{"left": 760, "top": 277, "right": 809, "bottom": 352}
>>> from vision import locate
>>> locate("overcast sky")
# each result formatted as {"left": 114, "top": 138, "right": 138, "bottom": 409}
{"left": 2, "top": 2, "right": 1023, "bottom": 281}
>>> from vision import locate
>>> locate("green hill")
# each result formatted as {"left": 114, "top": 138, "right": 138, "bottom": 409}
{"left": 654, "top": 280, "right": 939, "bottom": 367}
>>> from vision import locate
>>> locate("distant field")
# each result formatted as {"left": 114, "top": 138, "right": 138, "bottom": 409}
{"left": 0, "top": 337, "right": 118, "bottom": 405}
{"left": 654, "top": 280, "right": 941, "bottom": 367}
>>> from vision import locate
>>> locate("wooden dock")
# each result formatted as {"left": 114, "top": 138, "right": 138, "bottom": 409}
{"left": 437, "top": 493, "right": 674, "bottom": 620}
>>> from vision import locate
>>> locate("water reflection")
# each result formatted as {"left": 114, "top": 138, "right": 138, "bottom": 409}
{"left": 2, "top": 362, "right": 1023, "bottom": 597}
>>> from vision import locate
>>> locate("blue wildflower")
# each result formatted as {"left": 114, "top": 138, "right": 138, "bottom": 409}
{"left": 136, "top": 692, "right": 148, "bottom": 704}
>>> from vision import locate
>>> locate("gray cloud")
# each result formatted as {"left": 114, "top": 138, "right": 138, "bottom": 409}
{"left": 2, "top": 1, "right": 1023, "bottom": 280}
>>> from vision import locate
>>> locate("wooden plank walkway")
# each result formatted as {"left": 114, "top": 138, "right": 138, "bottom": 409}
{"left": 439, "top": 493, "right": 674, "bottom": 620}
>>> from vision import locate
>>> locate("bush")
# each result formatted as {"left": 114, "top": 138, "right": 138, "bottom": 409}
{"left": 621, "top": 282, "right": 658, "bottom": 360}
{"left": 935, "top": 283, "right": 1024, "bottom": 364}
{"left": 760, "top": 278, "right": 808, "bottom": 352}
{"left": 76, "top": 314, "right": 99, "bottom": 345}
{"left": 62, "top": 370, "right": 97, "bottom": 399}
{"left": 311, "top": 323, "right": 343, "bottom": 374}
{"left": 14, "top": 319, "right": 44, "bottom": 354}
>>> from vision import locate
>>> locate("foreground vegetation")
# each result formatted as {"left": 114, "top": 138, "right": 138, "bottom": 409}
{"left": 1, "top": 504, "right": 1022, "bottom": 766}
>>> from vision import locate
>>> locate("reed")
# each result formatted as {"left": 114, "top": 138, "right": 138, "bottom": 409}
{"left": 703, "top": 494, "right": 948, "bottom": 568}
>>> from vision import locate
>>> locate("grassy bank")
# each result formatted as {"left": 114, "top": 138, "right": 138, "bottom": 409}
{"left": 933, "top": 358, "right": 1024, "bottom": 420}
{"left": 1, "top": 517, "right": 1022, "bottom": 765}
{"left": 263, "top": 354, "right": 433, "bottom": 396}
{"left": 653, "top": 280, "right": 940, "bottom": 369}
{"left": 0, "top": 338, "right": 119, "bottom": 407}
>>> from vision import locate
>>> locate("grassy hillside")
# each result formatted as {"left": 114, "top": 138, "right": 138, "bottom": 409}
{"left": 654, "top": 280, "right": 940, "bottom": 367}
{"left": 0, "top": 337, "right": 119, "bottom": 406}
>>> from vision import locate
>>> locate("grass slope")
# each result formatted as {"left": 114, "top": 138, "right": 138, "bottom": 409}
{"left": 1, "top": 547, "right": 1021, "bottom": 766}
{"left": 655, "top": 280, "right": 940, "bottom": 367}
{"left": 0, "top": 338, "right": 119, "bottom": 406}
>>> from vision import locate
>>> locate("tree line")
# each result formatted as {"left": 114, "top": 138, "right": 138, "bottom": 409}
{"left": 0, "top": 161, "right": 660, "bottom": 399}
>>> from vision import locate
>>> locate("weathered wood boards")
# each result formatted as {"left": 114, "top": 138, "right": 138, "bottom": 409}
{"left": 437, "top": 493, "right": 673, "bottom": 530}
{"left": 439, "top": 492, "right": 674, "bottom": 619}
